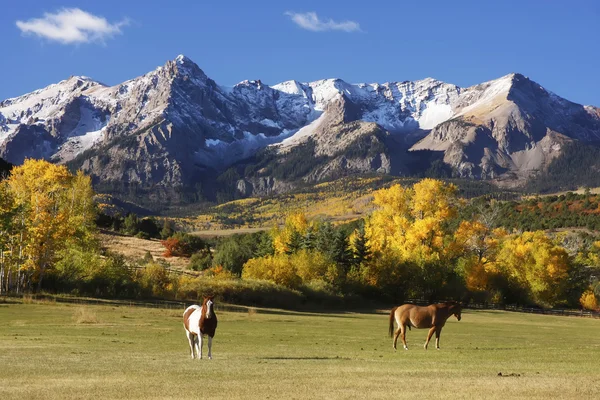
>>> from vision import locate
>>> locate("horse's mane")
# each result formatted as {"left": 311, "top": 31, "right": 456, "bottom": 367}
{"left": 438, "top": 301, "right": 461, "bottom": 309}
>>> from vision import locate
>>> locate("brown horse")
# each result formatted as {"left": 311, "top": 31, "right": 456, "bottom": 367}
{"left": 183, "top": 296, "right": 218, "bottom": 359}
{"left": 389, "top": 302, "right": 462, "bottom": 350}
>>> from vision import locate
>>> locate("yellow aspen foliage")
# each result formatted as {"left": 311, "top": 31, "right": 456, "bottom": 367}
{"left": 272, "top": 211, "right": 310, "bottom": 254}
{"left": 206, "top": 265, "right": 237, "bottom": 280}
{"left": 411, "top": 178, "right": 458, "bottom": 221}
{"left": 137, "top": 263, "right": 172, "bottom": 297}
{"left": 359, "top": 249, "right": 404, "bottom": 287}
{"left": 452, "top": 221, "right": 508, "bottom": 291}
{"left": 459, "top": 257, "right": 489, "bottom": 292}
{"left": 242, "top": 254, "right": 302, "bottom": 288}
{"left": 580, "top": 290, "right": 598, "bottom": 310}
{"left": 271, "top": 226, "right": 289, "bottom": 255}
{"left": 580, "top": 241, "right": 600, "bottom": 267}
{"left": 5, "top": 159, "right": 96, "bottom": 289}
{"left": 365, "top": 179, "right": 458, "bottom": 266}
{"left": 294, "top": 249, "right": 336, "bottom": 283}
{"left": 0, "top": 181, "right": 13, "bottom": 214}
{"left": 496, "top": 231, "right": 570, "bottom": 305}
{"left": 242, "top": 249, "right": 336, "bottom": 288}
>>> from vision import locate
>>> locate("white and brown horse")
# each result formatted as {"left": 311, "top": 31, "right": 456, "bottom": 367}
{"left": 183, "top": 296, "right": 218, "bottom": 359}
{"left": 389, "top": 302, "right": 462, "bottom": 350}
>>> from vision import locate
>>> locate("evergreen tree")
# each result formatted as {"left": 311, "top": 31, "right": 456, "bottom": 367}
{"left": 301, "top": 226, "right": 316, "bottom": 250}
{"left": 352, "top": 224, "right": 371, "bottom": 266}
{"left": 315, "top": 222, "right": 335, "bottom": 254}
{"left": 254, "top": 232, "right": 274, "bottom": 257}
{"left": 285, "top": 229, "right": 303, "bottom": 255}
{"left": 161, "top": 218, "right": 175, "bottom": 239}
{"left": 123, "top": 213, "right": 139, "bottom": 235}
{"left": 330, "top": 230, "right": 353, "bottom": 273}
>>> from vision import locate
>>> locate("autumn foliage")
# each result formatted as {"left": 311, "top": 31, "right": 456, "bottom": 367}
{"left": 2, "top": 165, "right": 596, "bottom": 309}
{"left": 237, "top": 179, "right": 594, "bottom": 307}
{"left": 580, "top": 290, "right": 598, "bottom": 310}
{"left": 161, "top": 232, "right": 207, "bottom": 258}
{"left": 1, "top": 159, "right": 96, "bottom": 293}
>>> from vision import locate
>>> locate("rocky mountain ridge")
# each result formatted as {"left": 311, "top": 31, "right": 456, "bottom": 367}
{"left": 1, "top": 55, "right": 599, "bottom": 202}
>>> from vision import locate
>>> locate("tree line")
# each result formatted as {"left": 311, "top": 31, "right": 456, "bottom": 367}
{"left": 213, "top": 180, "right": 599, "bottom": 308}
{"left": 2, "top": 161, "right": 599, "bottom": 310}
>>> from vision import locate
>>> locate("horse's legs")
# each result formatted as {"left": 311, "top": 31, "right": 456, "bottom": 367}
{"left": 401, "top": 325, "right": 408, "bottom": 350}
{"left": 197, "top": 334, "right": 204, "bottom": 359}
{"left": 435, "top": 327, "right": 442, "bottom": 349}
{"left": 207, "top": 336, "right": 213, "bottom": 360}
{"left": 424, "top": 326, "right": 436, "bottom": 350}
{"left": 393, "top": 326, "right": 401, "bottom": 350}
{"left": 186, "top": 331, "right": 196, "bottom": 359}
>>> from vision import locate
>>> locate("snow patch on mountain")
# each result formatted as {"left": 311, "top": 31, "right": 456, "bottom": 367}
{"left": 277, "top": 112, "right": 328, "bottom": 149}
{"left": 2, "top": 55, "right": 600, "bottom": 192}
{"left": 418, "top": 103, "right": 454, "bottom": 129}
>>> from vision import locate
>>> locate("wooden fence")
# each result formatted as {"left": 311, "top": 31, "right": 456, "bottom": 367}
{"left": 3, "top": 294, "right": 599, "bottom": 319}
{"left": 404, "top": 299, "right": 600, "bottom": 319}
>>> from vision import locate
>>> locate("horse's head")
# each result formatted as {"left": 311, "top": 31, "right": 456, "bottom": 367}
{"left": 203, "top": 296, "right": 215, "bottom": 319}
{"left": 452, "top": 303, "right": 463, "bottom": 321}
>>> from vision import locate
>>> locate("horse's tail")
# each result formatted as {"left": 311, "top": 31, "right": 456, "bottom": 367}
{"left": 389, "top": 307, "right": 398, "bottom": 337}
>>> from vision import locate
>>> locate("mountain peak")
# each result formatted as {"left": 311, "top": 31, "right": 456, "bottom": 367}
{"left": 175, "top": 54, "right": 192, "bottom": 64}
{"left": 235, "top": 79, "right": 268, "bottom": 90}
{"left": 494, "top": 72, "right": 530, "bottom": 86}
{"left": 166, "top": 54, "right": 207, "bottom": 82}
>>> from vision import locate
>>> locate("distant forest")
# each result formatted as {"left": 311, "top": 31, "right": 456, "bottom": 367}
{"left": 527, "top": 141, "right": 600, "bottom": 193}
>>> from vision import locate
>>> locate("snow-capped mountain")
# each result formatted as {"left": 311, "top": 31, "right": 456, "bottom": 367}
{"left": 1, "top": 55, "right": 599, "bottom": 201}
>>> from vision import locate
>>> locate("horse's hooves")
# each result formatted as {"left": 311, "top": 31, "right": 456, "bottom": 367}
{"left": 208, "top": 356, "right": 212, "bottom": 360}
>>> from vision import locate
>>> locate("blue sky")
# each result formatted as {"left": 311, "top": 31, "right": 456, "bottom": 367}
{"left": 2, "top": 0, "right": 600, "bottom": 105}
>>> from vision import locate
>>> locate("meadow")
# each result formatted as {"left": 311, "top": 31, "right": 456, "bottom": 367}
{"left": 1, "top": 300, "right": 599, "bottom": 399}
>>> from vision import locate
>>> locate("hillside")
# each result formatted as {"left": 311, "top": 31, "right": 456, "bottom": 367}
{"left": 189, "top": 176, "right": 513, "bottom": 230}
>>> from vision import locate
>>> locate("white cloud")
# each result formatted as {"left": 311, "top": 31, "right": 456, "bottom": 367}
{"left": 16, "top": 8, "right": 129, "bottom": 45}
{"left": 285, "top": 11, "right": 361, "bottom": 33}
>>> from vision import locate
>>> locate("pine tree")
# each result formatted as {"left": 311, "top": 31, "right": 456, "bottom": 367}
{"left": 315, "top": 222, "right": 335, "bottom": 254}
{"left": 331, "top": 230, "right": 352, "bottom": 273}
{"left": 123, "top": 213, "right": 139, "bottom": 235}
{"left": 301, "top": 226, "right": 316, "bottom": 250}
{"left": 285, "top": 229, "right": 303, "bottom": 255}
{"left": 161, "top": 218, "right": 174, "bottom": 239}
{"left": 352, "top": 224, "right": 371, "bottom": 266}
{"left": 254, "top": 232, "right": 274, "bottom": 257}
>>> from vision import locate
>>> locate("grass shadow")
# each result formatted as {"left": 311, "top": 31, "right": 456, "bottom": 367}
{"left": 251, "top": 308, "right": 361, "bottom": 319}
{"left": 261, "top": 356, "right": 351, "bottom": 360}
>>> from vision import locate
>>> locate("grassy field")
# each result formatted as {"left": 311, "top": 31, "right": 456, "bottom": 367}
{"left": 1, "top": 301, "right": 599, "bottom": 399}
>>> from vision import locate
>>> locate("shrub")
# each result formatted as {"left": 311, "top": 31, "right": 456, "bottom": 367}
{"left": 242, "top": 255, "right": 302, "bottom": 288}
{"left": 161, "top": 232, "right": 208, "bottom": 258}
{"left": 175, "top": 276, "right": 305, "bottom": 309}
{"left": 242, "top": 250, "right": 339, "bottom": 289}
{"left": 188, "top": 250, "right": 212, "bottom": 271}
{"left": 205, "top": 265, "right": 237, "bottom": 280}
{"left": 212, "top": 233, "right": 261, "bottom": 275}
{"left": 162, "top": 237, "right": 182, "bottom": 257}
{"left": 580, "top": 290, "right": 599, "bottom": 310}
{"left": 135, "top": 231, "right": 151, "bottom": 239}
{"left": 136, "top": 263, "right": 173, "bottom": 298}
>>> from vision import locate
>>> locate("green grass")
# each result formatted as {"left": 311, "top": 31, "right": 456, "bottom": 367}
{"left": 1, "top": 301, "right": 599, "bottom": 399}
